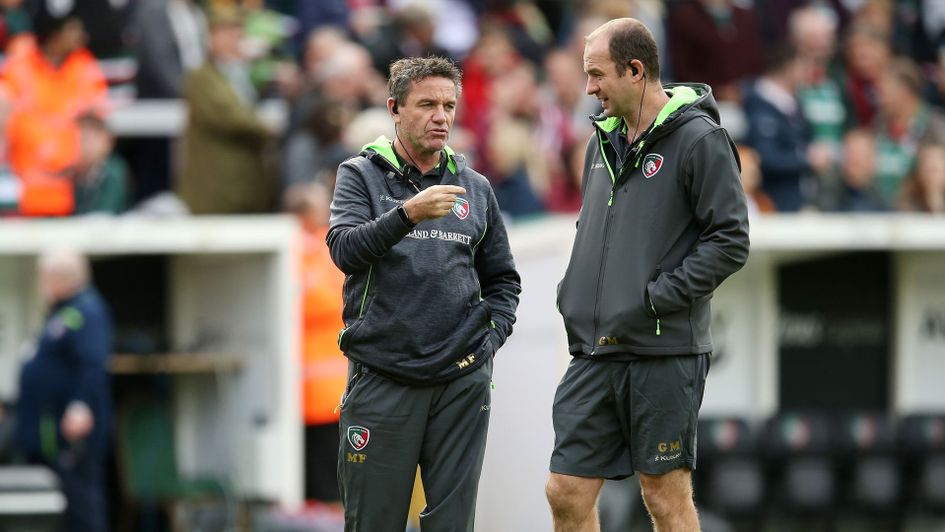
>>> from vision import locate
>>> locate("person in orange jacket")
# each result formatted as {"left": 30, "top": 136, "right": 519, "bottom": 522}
{"left": 284, "top": 181, "right": 347, "bottom": 506}
{"left": 1, "top": 6, "right": 108, "bottom": 216}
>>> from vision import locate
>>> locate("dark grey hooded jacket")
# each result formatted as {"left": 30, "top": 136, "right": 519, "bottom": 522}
{"left": 557, "top": 84, "right": 750, "bottom": 357}
{"left": 327, "top": 136, "right": 521, "bottom": 384}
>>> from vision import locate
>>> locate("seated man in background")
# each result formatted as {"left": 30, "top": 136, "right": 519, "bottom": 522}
{"left": 70, "top": 113, "right": 130, "bottom": 215}
{"left": 14, "top": 249, "right": 114, "bottom": 532}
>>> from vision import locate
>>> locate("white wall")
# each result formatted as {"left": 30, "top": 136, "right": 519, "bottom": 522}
{"left": 895, "top": 252, "right": 945, "bottom": 412}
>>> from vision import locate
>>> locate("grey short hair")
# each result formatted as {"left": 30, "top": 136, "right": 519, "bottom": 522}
{"left": 388, "top": 56, "right": 462, "bottom": 105}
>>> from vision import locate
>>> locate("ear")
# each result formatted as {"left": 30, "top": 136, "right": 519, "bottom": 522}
{"left": 630, "top": 59, "right": 644, "bottom": 80}
{"left": 387, "top": 97, "right": 399, "bottom": 118}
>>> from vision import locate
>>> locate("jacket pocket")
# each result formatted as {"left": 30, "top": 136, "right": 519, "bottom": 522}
{"left": 339, "top": 364, "right": 367, "bottom": 411}
{"left": 644, "top": 264, "right": 661, "bottom": 318}
{"left": 337, "top": 312, "right": 371, "bottom": 352}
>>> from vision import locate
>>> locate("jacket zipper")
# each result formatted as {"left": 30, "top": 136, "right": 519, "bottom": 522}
{"left": 593, "top": 158, "right": 629, "bottom": 352}
{"left": 592, "top": 203, "right": 617, "bottom": 354}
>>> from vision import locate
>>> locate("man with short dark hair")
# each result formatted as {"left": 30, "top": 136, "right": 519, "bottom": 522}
{"left": 328, "top": 55, "right": 521, "bottom": 532}
{"left": 547, "top": 18, "right": 749, "bottom": 531}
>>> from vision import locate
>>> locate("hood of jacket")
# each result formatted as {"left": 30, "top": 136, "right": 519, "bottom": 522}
{"left": 593, "top": 83, "right": 719, "bottom": 168}
{"left": 360, "top": 135, "right": 466, "bottom": 176}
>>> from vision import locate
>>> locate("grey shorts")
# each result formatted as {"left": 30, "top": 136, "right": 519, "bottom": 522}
{"left": 550, "top": 354, "right": 709, "bottom": 479}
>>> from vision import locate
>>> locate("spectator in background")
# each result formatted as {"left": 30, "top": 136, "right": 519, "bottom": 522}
{"left": 0, "top": 0, "right": 30, "bottom": 52}
{"left": 487, "top": 116, "right": 546, "bottom": 217}
{"left": 876, "top": 57, "right": 945, "bottom": 205}
{"left": 737, "top": 144, "right": 776, "bottom": 216}
{"left": 284, "top": 182, "right": 347, "bottom": 513}
{"left": 61, "top": 0, "right": 131, "bottom": 60}
{"left": 15, "top": 249, "right": 113, "bottom": 532}
{"left": 70, "top": 113, "right": 130, "bottom": 215}
{"left": 131, "top": 0, "right": 206, "bottom": 100}
{"left": 292, "top": 0, "right": 349, "bottom": 54}
{"left": 460, "top": 23, "right": 521, "bottom": 163}
{"left": 127, "top": 0, "right": 206, "bottom": 203}
{"left": 282, "top": 96, "right": 353, "bottom": 188}
{"left": 478, "top": 0, "right": 553, "bottom": 65}
{"left": 541, "top": 48, "right": 598, "bottom": 141}
{"left": 366, "top": 3, "right": 452, "bottom": 76}
{"left": 755, "top": 0, "right": 851, "bottom": 47}
{"left": 668, "top": 0, "right": 765, "bottom": 102}
{"left": 839, "top": 22, "right": 891, "bottom": 127}
{"left": 177, "top": 7, "right": 277, "bottom": 214}
{"left": 544, "top": 140, "right": 584, "bottom": 214}
{"left": 2, "top": 6, "right": 107, "bottom": 216}
{"left": 288, "top": 39, "right": 385, "bottom": 141}
{"left": 873, "top": 57, "right": 945, "bottom": 204}
{"left": 487, "top": 62, "right": 546, "bottom": 217}
{"left": 790, "top": 5, "right": 848, "bottom": 207}
{"left": 898, "top": 143, "right": 945, "bottom": 213}
{"left": 744, "top": 44, "right": 833, "bottom": 211}
{"left": 386, "top": 0, "right": 479, "bottom": 59}
{"left": 835, "top": 127, "right": 887, "bottom": 212}
{"left": 282, "top": 25, "right": 348, "bottom": 132}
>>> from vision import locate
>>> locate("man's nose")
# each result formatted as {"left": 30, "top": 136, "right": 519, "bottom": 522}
{"left": 586, "top": 78, "right": 597, "bottom": 95}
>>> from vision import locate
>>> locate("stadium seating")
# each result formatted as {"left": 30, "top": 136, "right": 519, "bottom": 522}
{"left": 692, "top": 411, "right": 945, "bottom": 529}
{"left": 835, "top": 411, "right": 902, "bottom": 519}
{"left": 695, "top": 416, "right": 765, "bottom": 519}
{"left": 899, "top": 413, "right": 945, "bottom": 515}
{"left": 762, "top": 412, "right": 838, "bottom": 516}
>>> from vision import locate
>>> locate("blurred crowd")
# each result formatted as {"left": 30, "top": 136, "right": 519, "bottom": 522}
{"left": 0, "top": 0, "right": 942, "bottom": 219}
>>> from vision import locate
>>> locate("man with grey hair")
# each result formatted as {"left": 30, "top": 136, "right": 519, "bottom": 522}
{"left": 328, "top": 55, "right": 520, "bottom": 531}
{"left": 15, "top": 249, "right": 113, "bottom": 532}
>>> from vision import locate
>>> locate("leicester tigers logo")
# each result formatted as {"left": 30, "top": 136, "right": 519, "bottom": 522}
{"left": 347, "top": 426, "right": 370, "bottom": 451}
{"left": 643, "top": 154, "right": 664, "bottom": 179}
{"left": 452, "top": 197, "right": 470, "bottom": 220}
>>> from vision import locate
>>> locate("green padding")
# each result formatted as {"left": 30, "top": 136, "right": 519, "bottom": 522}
{"left": 119, "top": 397, "right": 227, "bottom": 501}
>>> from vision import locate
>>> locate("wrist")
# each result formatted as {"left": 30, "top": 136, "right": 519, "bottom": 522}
{"left": 397, "top": 204, "right": 416, "bottom": 227}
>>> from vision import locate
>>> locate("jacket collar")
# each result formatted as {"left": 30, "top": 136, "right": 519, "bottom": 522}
{"left": 592, "top": 85, "right": 705, "bottom": 170}
{"left": 361, "top": 135, "right": 461, "bottom": 176}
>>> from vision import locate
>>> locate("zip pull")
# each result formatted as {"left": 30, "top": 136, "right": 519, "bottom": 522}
{"left": 649, "top": 296, "right": 661, "bottom": 336}
{"left": 608, "top": 188, "right": 614, "bottom": 207}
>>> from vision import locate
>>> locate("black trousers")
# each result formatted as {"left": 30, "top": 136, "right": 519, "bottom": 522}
{"left": 49, "top": 447, "right": 108, "bottom": 532}
{"left": 337, "top": 360, "right": 493, "bottom": 532}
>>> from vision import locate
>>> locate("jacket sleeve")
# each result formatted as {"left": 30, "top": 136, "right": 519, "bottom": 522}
{"left": 65, "top": 306, "right": 111, "bottom": 409}
{"left": 647, "top": 128, "right": 750, "bottom": 314}
{"left": 475, "top": 189, "right": 521, "bottom": 349}
{"left": 326, "top": 161, "right": 414, "bottom": 274}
